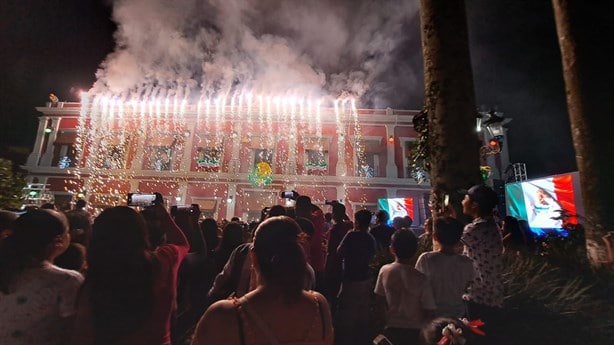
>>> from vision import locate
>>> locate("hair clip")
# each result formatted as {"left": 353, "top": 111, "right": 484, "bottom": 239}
{"left": 460, "top": 318, "right": 486, "bottom": 336}
{"left": 437, "top": 323, "right": 465, "bottom": 345}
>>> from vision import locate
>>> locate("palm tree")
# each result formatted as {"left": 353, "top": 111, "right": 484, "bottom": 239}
{"left": 419, "top": 0, "right": 481, "bottom": 218}
{"left": 552, "top": 0, "right": 614, "bottom": 267}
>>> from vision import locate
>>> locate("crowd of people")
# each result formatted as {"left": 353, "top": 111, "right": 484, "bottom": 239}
{"left": 0, "top": 185, "right": 532, "bottom": 345}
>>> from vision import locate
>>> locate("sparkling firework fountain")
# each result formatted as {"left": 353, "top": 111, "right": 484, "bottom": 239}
{"left": 71, "top": 91, "right": 368, "bottom": 214}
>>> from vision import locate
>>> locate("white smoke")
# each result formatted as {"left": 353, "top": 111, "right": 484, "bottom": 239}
{"left": 92, "top": 0, "right": 421, "bottom": 106}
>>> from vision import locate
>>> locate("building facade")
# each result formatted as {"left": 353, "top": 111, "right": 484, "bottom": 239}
{"left": 23, "top": 98, "right": 436, "bottom": 223}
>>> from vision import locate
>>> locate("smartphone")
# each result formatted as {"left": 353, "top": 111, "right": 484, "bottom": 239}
{"left": 170, "top": 204, "right": 199, "bottom": 216}
{"left": 280, "top": 190, "right": 299, "bottom": 200}
{"left": 127, "top": 193, "right": 162, "bottom": 207}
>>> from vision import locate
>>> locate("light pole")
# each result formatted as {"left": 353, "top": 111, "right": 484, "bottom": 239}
{"left": 477, "top": 110, "right": 512, "bottom": 183}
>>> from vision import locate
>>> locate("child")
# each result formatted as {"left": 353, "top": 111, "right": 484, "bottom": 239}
{"left": 461, "top": 185, "right": 504, "bottom": 320}
{"left": 415, "top": 217, "right": 475, "bottom": 318}
{"left": 374, "top": 229, "right": 436, "bottom": 345}
{"left": 420, "top": 317, "right": 484, "bottom": 345}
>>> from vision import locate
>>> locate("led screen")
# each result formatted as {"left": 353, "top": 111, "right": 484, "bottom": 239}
{"left": 377, "top": 198, "right": 414, "bottom": 222}
{"left": 506, "top": 174, "right": 577, "bottom": 236}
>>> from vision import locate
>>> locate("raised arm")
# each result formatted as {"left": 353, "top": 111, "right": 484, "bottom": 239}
{"left": 153, "top": 204, "right": 189, "bottom": 251}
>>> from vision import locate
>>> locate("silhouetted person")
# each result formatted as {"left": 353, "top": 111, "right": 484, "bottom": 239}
{"left": 296, "top": 195, "right": 327, "bottom": 291}
{"left": 55, "top": 242, "right": 87, "bottom": 273}
{"left": 0, "top": 210, "right": 18, "bottom": 242}
{"left": 375, "top": 229, "right": 436, "bottom": 345}
{"left": 71, "top": 205, "right": 189, "bottom": 345}
{"left": 415, "top": 217, "right": 474, "bottom": 318}
{"left": 323, "top": 202, "right": 353, "bottom": 311}
{"left": 501, "top": 215, "right": 529, "bottom": 255}
{"left": 336, "top": 209, "right": 376, "bottom": 345}
{"left": 369, "top": 210, "right": 396, "bottom": 250}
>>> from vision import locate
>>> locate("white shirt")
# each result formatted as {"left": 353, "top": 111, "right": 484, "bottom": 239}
{"left": 0, "top": 264, "right": 83, "bottom": 345}
{"left": 374, "top": 262, "right": 436, "bottom": 329}
{"left": 415, "top": 251, "right": 474, "bottom": 317}
{"left": 462, "top": 217, "right": 504, "bottom": 307}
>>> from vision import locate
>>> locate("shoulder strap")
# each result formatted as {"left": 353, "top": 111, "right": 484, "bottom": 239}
{"left": 238, "top": 296, "right": 281, "bottom": 345}
{"left": 233, "top": 298, "right": 246, "bottom": 345}
{"left": 314, "top": 292, "right": 326, "bottom": 340}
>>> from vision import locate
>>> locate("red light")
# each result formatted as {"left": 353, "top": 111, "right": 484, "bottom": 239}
{"left": 489, "top": 139, "right": 498, "bottom": 147}
{"left": 388, "top": 135, "right": 394, "bottom": 143}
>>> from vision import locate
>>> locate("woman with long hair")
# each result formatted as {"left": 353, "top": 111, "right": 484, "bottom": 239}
{"left": 212, "top": 221, "right": 244, "bottom": 273}
{"left": 71, "top": 205, "right": 188, "bottom": 345}
{"left": 0, "top": 209, "right": 83, "bottom": 345}
{"left": 192, "top": 216, "right": 333, "bottom": 345}
{"left": 200, "top": 218, "right": 220, "bottom": 254}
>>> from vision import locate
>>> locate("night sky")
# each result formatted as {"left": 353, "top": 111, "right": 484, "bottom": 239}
{"left": 1, "top": 0, "right": 610, "bottom": 179}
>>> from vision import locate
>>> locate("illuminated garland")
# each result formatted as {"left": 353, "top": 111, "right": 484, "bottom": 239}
{"left": 248, "top": 161, "right": 273, "bottom": 186}
{"left": 58, "top": 156, "right": 71, "bottom": 169}
{"left": 196, "top": 158, "right": 221, "bottom": 168}
{"left": 305, "top": 162, "right": 328, "bottom": 171}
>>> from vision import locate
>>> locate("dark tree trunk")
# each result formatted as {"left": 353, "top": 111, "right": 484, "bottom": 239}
{"left": 420, "top": 0, "right": 481, "bottom": 219}
{"left": 553, "top": 0, "right": 614, "bottom": 267}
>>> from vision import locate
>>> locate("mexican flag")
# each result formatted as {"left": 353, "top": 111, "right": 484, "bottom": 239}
{"left": 378, "top": 198, "right": 414, "bottom": 221}
{"left": 506, "top": 174, "right": 577, "bottom": 235}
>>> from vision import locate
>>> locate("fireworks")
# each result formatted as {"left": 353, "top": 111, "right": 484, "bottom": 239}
{"left": 71, "top": 91, "right": 367, "bottom": 216}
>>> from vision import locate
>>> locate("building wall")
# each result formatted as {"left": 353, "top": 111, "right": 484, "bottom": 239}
{"left": 23, "top": 101, "right": 435, "bottom": 223}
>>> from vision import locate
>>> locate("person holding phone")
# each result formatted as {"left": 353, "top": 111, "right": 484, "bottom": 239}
{"left": 71, "top": 204, "right": 189, "bottom": 345}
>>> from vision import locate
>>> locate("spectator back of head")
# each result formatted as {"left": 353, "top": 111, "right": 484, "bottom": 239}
{"left": 296, "top": 217, "right": 315, "bottom": 237}
{"left": 332, "top": 203, "right": 347, "bottom": 223}
{"left": 433, "top": 217, "right": 464, "bottom": 246}
{"left": 375, "top": 210, "right": 390, "bottom": 223}
{"left": 354, "top": 209, "right": 372, "bottom": 229}
{"left": 391, "top": 229, "right": 418, "bottom": 259}
{"left": 268, "top": 205, "right": 287, "bottom": 218}
{"left": 253, "top": 216, "right": 306, "bottom": 300}
{"left": 466, "top": 185, "right": 498, "bottom": 216}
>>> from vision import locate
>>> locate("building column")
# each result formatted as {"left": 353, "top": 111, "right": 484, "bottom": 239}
{"left": 287, "top": 123, "right": 298, "bottom": 175}
{"left": 336, "top": 133, "right": 347, "bottom": 176}
{"left": 39, "top": 117, "right": 61, "bottom": 166}
{"left": 26, "top": 117, "right": 49, "bottom": 166}
{"left": 129, "top": 179, "right": 139, "bottom": 192}
{"left": 132, "top": 131, "right": 147, "bottom": 171}
{"left": 176, "top": 181, "right": 188, "bottom": 206}
{"left": 179, "top": 124, "right": 196, "bottom": 172}
{"left": 229, "top": 124, "right": 243, "bottom": 174}
{"left": 225, "top": 183, "right": 237, "bottom": 219}
{"left": 386, "top": 187, "right": 398, "bottom": 199}
{"left": 385, "top": 124, "right": 398, "bottom": 178}
{"left": 336, "top": 185, "right": 346, "bottom": 204}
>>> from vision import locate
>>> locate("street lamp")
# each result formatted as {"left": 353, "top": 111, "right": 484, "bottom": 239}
{"left": 483, "top": 110, "right": 508, "bottom": 138}
{"left": 479, "top": 110, "right": 511, "bottom": 157}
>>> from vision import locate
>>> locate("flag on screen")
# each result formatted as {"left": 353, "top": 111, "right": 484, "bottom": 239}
{"left": 506, "top": 174, "right": 577, "bottom": 235}
{"left": 378, "top": 198, "right": 414, "bottom": 221}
